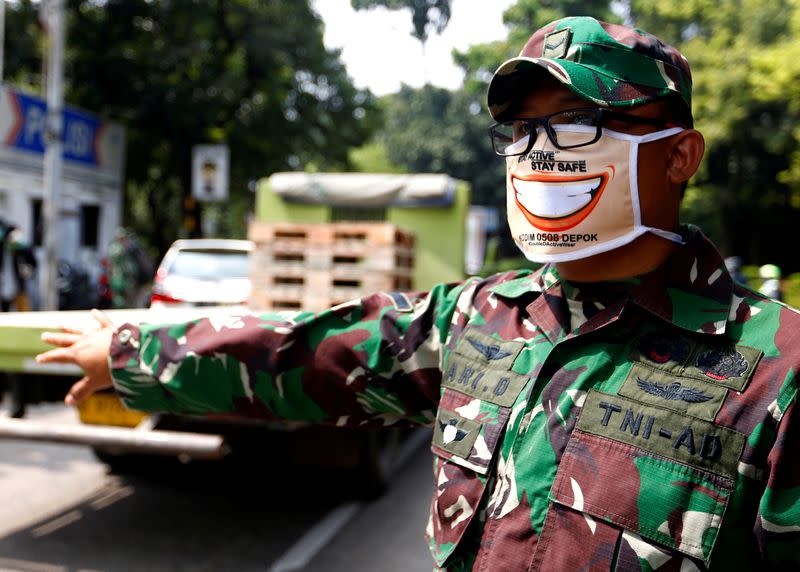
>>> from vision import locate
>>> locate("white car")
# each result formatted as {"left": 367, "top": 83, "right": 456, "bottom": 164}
{"left": 150, "top": 239, "right": 253, "bottom": 308}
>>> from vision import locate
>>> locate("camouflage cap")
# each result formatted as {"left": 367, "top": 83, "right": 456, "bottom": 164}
{"left": 487, "top": 16, "right": 692, "bottom": 121}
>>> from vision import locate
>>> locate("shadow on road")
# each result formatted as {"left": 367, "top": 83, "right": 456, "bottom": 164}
{"left": 0, "top": 456, "right": 371, "bottom": 571}
{"left": 0, "top": 429, "right": 436, "bottom": 572}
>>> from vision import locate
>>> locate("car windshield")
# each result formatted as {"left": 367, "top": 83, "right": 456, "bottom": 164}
{"left": 167, "top": 249, "right": 250, "bottom": 280}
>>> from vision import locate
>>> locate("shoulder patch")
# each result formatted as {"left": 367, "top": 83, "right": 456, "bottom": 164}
{"left": 383, "top": 291, "right": 414, "bottom": 312}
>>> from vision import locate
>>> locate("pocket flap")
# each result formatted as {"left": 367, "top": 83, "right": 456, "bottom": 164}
{"left": 431, "top": 388, "right": 511, "bottom": 474}
{"left": 550, "top": 429, "right": 734, "bottom": 564}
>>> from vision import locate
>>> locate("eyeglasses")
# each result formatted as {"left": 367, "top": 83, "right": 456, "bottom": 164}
{"left": 488, "top": 108, "right": 672, "bottom": 156}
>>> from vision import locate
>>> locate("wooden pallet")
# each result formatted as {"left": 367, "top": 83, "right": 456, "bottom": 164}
{"left": 250, "top": 281, "right": 410, "bottom": 312}
{"left": 248, "top": 221, "right": 416, "bottom": 249}
{"left": 248, "top": 222, "right": 415, "bottom": 311}
{"left": 250, "top": 245, "right": 414, "bottom": 273}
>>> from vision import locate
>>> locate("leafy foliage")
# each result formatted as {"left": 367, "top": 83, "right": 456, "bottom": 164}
{"left": 351, "top": 0, "right": 451, "bottom": 44}
{"left": 5, "top": 0, "right": 378, "bottom": 254}
{"left": 749, "top": 3, "right": 800, "bottom": 201}
{"left": 3, "top": 0, "right": 41, "bottom": 90}
{"left": 348, "top": 141, "right": 407, "bottom": 174}
{"left": 630, "top": 0, "right": 800, "bottom": 268}
{"left": 376, "top": 85, "right": 504, "bottom": 205}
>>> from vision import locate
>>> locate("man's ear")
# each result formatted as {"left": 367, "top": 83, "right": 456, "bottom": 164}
{"left": 667, "top": 129, "right": 705, "bottom": 184}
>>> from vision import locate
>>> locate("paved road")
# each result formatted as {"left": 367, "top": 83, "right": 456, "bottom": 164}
{"left": 0, "top": 405, "right": 437, "bottom": 571}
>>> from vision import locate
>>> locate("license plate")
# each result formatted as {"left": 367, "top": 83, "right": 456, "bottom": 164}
{"left": 77, "top": 393, "right": 147, "bottom": 428}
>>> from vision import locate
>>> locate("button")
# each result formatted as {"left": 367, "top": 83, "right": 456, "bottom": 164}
{"left": 118, "top": 329, "right": 132, "bottom": 345}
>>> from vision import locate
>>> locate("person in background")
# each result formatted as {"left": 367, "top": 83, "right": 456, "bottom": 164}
{"left": 9, "top": 228, "right": 37, "bottom": 311}
{"left": 724, "top": 255, "right": 747, "bottom": 286}
{"left": 107, "top": 228, "right": 153, "bottom": 308}
{"left": 36, "top": 16, "right": 800, "bottom": 570}
{"left": 96, "top": 256, "right": 114, "bottom": 310}
{"left": 0, "top": 225, "right": 37, "bottom": 311}
{"left": 0, "top": 221, "right": 13, "bottom": 311}
{"left": 758, "top": 263, "right": 783, "bottom": 301}
{"left": 107, "top": 228, "right": 139, "bottom": 308}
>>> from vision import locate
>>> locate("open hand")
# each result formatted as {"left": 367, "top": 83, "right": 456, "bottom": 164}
{"left": 36, "top": 309, "right": 116, "bottom": 406}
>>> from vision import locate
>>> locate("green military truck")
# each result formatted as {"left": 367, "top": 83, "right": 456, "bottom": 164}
{"left": 0, "top": 172, "right": 472, "bottom": 496}
{"left": 255, "top": 172, "right": 471, "bottom": 290}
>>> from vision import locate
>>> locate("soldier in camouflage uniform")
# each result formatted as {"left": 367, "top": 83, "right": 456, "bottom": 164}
{"left": 107, "top": 228, "right": 141, "bottom": 309}
{"left": 37, "top": 16, "right": 799, "bottom": 571}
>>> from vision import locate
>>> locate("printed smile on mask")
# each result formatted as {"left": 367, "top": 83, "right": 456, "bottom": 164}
{"left": 512, "top": 171, "right": 610, "bottom": 232}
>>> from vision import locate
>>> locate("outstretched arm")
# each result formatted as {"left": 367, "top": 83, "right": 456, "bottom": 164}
{"left": 37, "top": 282, "right": 473, "bottom": 427}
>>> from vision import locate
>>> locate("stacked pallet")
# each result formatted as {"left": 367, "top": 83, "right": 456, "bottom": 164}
{"left": 248, "top": 221, "right": 415, "bottom": 311}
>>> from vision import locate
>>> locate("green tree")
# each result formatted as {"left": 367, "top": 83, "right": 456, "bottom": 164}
{"left": 749, "top": 2, "right": 800, "bottom": 202}
{"left": 630, "top": 0, "right": 800, "bottom": 267}
{"left": 348, "top": 140, "right": 407, "bottom": 173}
{"left": 351, "top": 0, "right": 451, "bottom": 44}
{"left": 3, "top": 0, "right": 41, "bottom": 91}
{"left": 5, "top": 0, "right": 378, "bottom": 254}
{"left": 377, "top": 84, "right": 503, "bottom": 205}
{"left": 454, "top": 0, "right": 618, "bottom": 97}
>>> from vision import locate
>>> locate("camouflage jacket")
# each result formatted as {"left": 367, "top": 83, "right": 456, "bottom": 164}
{"left": 110, "top": 225, "right": 800, "bottom": 571}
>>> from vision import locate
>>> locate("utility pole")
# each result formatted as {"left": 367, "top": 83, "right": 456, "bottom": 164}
{"left": 40, "top": 0, "right": 65, "bottom": 311}
{"left": 0, "top": 0, "right": 5, "bottom": 82}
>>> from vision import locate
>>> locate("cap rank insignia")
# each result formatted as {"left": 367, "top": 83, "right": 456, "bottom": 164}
{"left": 542, "top": 28, "right": 572, "bottom": 59}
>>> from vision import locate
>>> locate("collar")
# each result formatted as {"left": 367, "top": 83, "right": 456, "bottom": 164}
{"left": 488, "top": 265, "right": 558, "bottom": 299}
{"left": 489, "top": 225, "right": 734, "bottom": 336}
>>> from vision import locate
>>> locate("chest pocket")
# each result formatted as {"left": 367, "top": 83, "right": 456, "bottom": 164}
{"left": 533, "top": 389, "right": 743, "bottom": 570}
{"left": 428, "top": 330, "right": 529, "bottom": 567}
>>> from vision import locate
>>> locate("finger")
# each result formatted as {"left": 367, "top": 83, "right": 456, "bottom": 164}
{"left": 41, "top": 332, "right": 82, "bottom": 347}
{"left": 91, "top": 309, "right": 114, "bottom": 329}
{"left": 35, "top": 347, "right": 74, "bottom": 364}
{"left": 65, "top": 376, "right": 94, "bottom": 407}
{"left": 58, "top": 325, "right": 84, "bottom": 335}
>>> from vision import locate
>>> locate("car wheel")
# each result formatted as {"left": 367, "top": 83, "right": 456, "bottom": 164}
{"left": 91, "top": 446, "right": 182, "bottom": 475}
{"left": 354, "top": 429, "right": 403, "bottom": 500}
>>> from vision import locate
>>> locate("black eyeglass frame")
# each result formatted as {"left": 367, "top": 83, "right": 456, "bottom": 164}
{"left": 488, "top": 108, "right": 674, "bottom": 156}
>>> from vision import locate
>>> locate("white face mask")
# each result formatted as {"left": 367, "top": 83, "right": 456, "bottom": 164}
{"left": 506, "top": 124, "right": 685, "bottom": 263}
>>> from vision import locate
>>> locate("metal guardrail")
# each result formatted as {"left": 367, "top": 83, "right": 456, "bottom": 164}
{"left": 0, "top": 417, "right": 228, "bottom": 460}
{"left": 0, "top": 307, "right": 242, "bottom": 458}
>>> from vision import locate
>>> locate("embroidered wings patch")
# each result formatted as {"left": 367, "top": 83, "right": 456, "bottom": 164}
{"left": 636, "top": 378, "right": 713, "bottom": 403}
{"left": 467, "top": 337, "right": 513, "bottom": 361}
